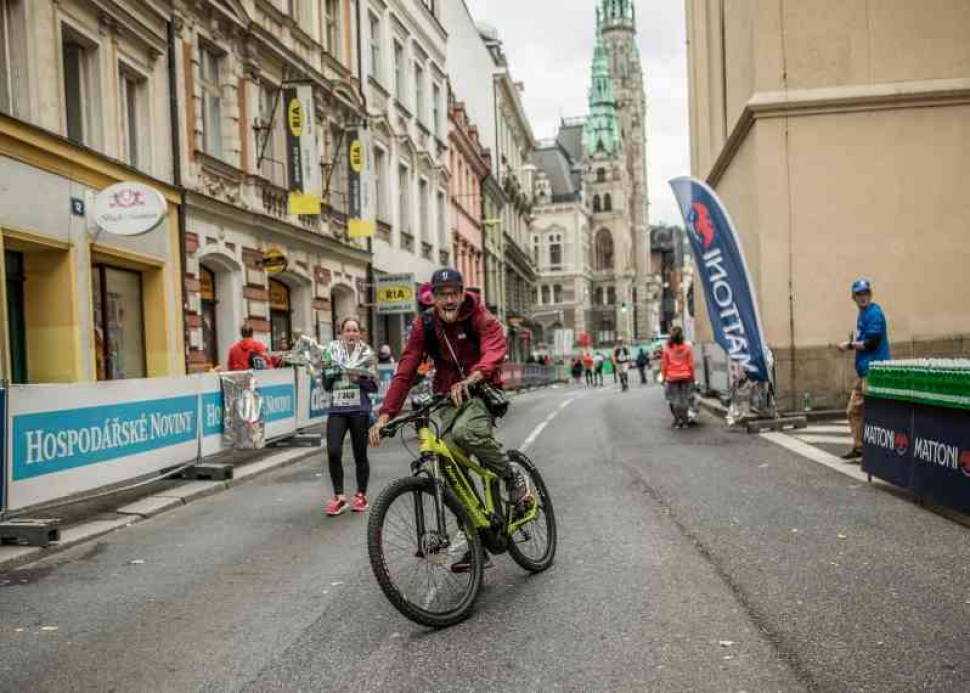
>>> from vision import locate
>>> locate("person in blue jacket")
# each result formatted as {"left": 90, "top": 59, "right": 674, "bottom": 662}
{"left": 839, "top": 278, "right": 891, "bottom": 460}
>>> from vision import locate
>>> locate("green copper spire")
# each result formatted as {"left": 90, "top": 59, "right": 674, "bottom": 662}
{"left": 599, "top": 0, "right": 634, "bottom": 25}
{"left": 583, "top": 15, "right": 620, "bottom": 156}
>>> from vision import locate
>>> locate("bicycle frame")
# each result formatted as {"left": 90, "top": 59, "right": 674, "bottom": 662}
{"left": 415, "top": 425, "right": 538, "bottom": 535}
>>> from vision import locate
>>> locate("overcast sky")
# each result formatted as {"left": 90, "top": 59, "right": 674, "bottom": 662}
{"left": 462, "top": 0, "right": 690, "bottom": 226}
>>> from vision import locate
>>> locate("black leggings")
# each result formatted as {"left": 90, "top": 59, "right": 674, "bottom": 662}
{"left": 326, "top": 413, "right": 370, "bottom": 496}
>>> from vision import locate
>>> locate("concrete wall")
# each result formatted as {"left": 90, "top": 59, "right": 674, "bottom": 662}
{"left": 685, "top": 0, "right": 970, "bottom": 409}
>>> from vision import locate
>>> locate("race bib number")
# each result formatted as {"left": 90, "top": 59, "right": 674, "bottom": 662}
{"left": 332, "top": 388, "right": 361, "bottom": 408}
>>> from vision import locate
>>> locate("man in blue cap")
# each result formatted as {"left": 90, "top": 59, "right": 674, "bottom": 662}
{"left": 838, "top": 278, "right": 891, "bottom": 460}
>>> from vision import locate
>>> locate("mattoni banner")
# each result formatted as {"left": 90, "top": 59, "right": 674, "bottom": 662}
{"left": 670, "top": 177, "right": 772, "bottom": 381}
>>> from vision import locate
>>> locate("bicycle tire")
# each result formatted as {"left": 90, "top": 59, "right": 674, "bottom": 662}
{"left": 367, "top": 476, "right": 485, "bottom": 628}
{"left": 506, "top": 450, "right": 558, "bottom": 573}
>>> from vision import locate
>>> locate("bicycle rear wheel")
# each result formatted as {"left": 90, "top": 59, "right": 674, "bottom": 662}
{"left": 367, "top": 476, "right": 484, "bottom": 628}
{"left": 506, "top": 450, "right": 557, "bottom": 573}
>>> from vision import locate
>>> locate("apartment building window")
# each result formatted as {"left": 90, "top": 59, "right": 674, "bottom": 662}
{"left": 92, "top": 265, "right": 146, "bottom": 381}
{"left": 0, "top": 0, "right": 26, "bottom": 117}
{"left": 374, "top": 146, "right": 388, "bottom": 221}
{"left": 369, "top": 13, "right": 382, "bottom": 82}
{"left": 118, "top": 67, "right": 146, "bottom": 169}
{"left": 398, "top": 164, "right": 410, "bottom": 234}
{"left": 329, "top": 124, "right": 348, "bottom": 212}
{"left": 550, "top": 234, "right": 563, "bottom": 270}
{"left": 291, "top": 0, "right": 310, "bottom": 26}
{"left": 436, "top": 191, "right": 446, "bottom": 249}
{"left": 607, "top": 286, "right": 616, "bottom": 305}
{"left": 414, "top": 62, "right": 425, "bottom": 121}
{"left": 393, "top": 41, "right": 404, "bottom": 102}
{"left": 541, "top": 285, "right": 550, "bottom": 305}
{"left": 432, "top": 83, "right": 441, "bottom": 138}
{"left": 259, "top": 81, "right": 286, "bottom": 186}
{"left": 419, "top": 178, "right": 429, "bottom": 242}
{"left": 553, "top": 284, "right": 563, "bottom": 304}
{"left": 604, "top": 193, "right": 612, "bottom": 212}
{"left": 62, "top": 26, "right": 101, "bottom": 147}
{"left": 199, "top": 44, "right": 223, "bottom": 158}
{"left": 325, "top": 0, "right": 340, "bottom": 58}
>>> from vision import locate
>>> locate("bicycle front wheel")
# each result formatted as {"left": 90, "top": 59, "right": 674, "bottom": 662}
{"left": 367, "top": 476, "right": 484, "bottom": 628}
{"left": 506, "top": 450, "right": 558, "bottom": 573}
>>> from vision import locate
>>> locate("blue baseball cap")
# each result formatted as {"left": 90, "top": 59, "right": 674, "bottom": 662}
{"left": 851, "top": 278, "right": 872, "bottom": 295}
{"left": 430, "top": 268, "right": 463, "bottom": 291}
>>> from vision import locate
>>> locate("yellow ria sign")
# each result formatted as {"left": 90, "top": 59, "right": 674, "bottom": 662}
{"left": 377, "top": 285, "right": 413, "bottom": 304}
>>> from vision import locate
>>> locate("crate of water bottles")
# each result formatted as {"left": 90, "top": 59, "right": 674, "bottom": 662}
{"left": 867, "top": 358, "right": 970, "bottom": 410}
{"left": 864, "top": 358, "right": 970, "bottom": 515}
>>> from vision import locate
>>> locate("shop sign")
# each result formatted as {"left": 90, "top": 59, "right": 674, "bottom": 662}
{"left": 376, "top": 273, "right": 416, "bottom": 315}
{"left": 262, "top": 248, "right": 288, "bottom": 274}
{"left": 94, "top": 182, "right": 167, "bottom": 237}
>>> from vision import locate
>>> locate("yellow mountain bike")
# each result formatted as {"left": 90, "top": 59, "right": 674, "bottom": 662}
{"left": 367, "top": 391, "right": 557, "bottom": 628}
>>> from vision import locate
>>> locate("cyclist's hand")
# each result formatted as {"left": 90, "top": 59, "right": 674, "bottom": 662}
{"left": 369, "top": 414, "right": 390, "bottom": 447}
{"left": 450, "top": 372, "right": 483, "bottom": 408}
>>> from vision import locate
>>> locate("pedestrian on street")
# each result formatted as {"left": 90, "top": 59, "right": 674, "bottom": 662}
{"left": 227, "top": 323, "right": 275, "bottom": 371}
{"left": 582, "top": 350, "right": 595, "bottom": 387}
{"left": 324, "top": 317, "right": 378, "bottom": 516}
{"left": 839, "top": 278, "right": 891, "bottom": 461}
{"left": 571, "top": 357, "right": 584, "bottom": 384}
{"left": 635, "top": 347, "right": 649, "bottom": 385}
{"left": 662, "top": 327, "right": 696, "bottom": 428}
{"left": 594, "top": 352, "right": 605, "bottom": 386}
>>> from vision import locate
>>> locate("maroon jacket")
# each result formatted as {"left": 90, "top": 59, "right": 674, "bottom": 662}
{"left": 380, "top": 293, "right": 506, "bottom": 418}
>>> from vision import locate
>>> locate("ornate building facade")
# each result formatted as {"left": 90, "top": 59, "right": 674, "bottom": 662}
{"left": 530, "top": 0, "right": 655, "bottom": 353}
{"left": 175, "top": 0, "right": 371, "bottom": 371}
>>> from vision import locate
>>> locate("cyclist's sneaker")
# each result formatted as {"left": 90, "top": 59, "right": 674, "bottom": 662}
{"left": 352, "top": 492, "right": 369, "bottom": 512}
{"left": 450, "top": 549, "right": 493, "bottom": 574}
{"left": 326, "top": 495, "right": 348, "bottom": 516}
{"left": 506, "top": 470, "right": 533, "bottom": 509}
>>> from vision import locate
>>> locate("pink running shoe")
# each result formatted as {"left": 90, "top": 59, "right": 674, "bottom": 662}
{"left": 326, "top": 496, "right": 348, "bottom": 516}
{"left": 352, "top": 492, "right": 369, "bottom": 513}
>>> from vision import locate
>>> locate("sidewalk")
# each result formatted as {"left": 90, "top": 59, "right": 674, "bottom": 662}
{"left": 0, "top": 383, "right": 558, "bottom": 573}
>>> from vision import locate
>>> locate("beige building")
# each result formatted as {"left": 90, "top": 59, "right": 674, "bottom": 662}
{"left": 685, "top": 0, "right": 970, "bottom": 409}
{"left": 0, "top": 0, "right": 185, "bottom": 383}
{"left": 174, "top": 0, "right": 371, "bottom": 371}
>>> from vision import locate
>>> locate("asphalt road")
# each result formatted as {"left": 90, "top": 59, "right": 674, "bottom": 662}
{"left": 1, "top": 383, "right": 968, "bottom": 692}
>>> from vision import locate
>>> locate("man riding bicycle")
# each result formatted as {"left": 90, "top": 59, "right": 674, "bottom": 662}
{"left": 369, "top": 268, "right": 530, "bottom": 510}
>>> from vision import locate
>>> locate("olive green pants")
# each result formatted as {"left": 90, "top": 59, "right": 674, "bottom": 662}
{"left": 437, "top": 397, "right": 511, "bottom": 478}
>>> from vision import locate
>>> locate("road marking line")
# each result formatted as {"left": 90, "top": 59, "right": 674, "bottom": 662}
{"left": 794, "top": 434, "right": 855, "bottom": 445}
{"left": 520, "top": 396, "right": 579, "bottom": 452}
{"left": 761, "top": 432, "right": 869, "bottom": 482}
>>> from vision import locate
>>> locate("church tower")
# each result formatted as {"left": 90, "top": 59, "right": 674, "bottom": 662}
{"left": 598, "top": 0, "right": 654, "bottom": 340}
{"left": 582, "top": 1, "right": 653, "bottom": 343}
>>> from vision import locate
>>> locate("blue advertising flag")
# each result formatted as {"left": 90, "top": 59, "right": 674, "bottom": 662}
{"left": 669, "top": 177, "right": 772, "bottom": 382}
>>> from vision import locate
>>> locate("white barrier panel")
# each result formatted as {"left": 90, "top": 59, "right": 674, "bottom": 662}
{"left": 200, "top": 369, "right": 298, "bottom": 456}
{"left": 704, "top": 342, "right": 730, "bottom": 393}
{"left": 6, "top": 376, "right": 202, "bottom": 512}
{"left": 296, "top": 369, "right": 327, "bottom": 430}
